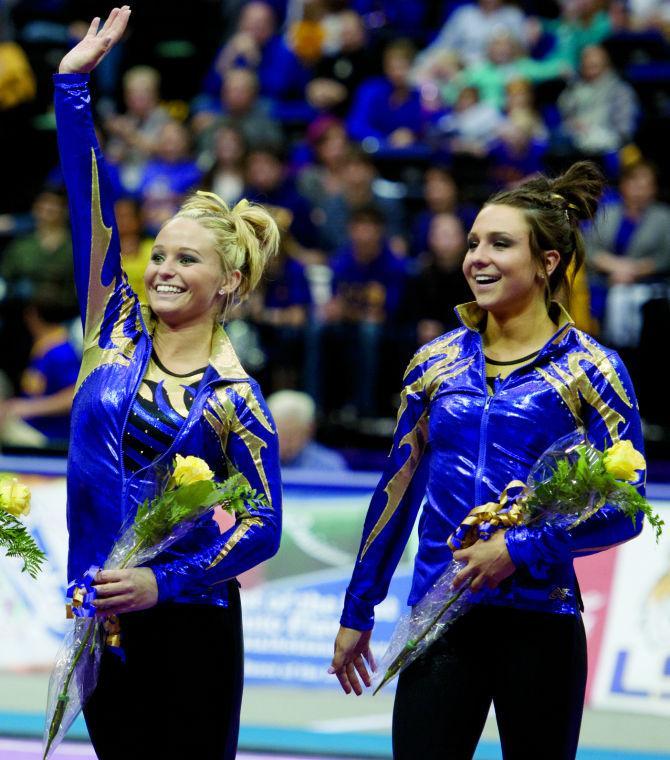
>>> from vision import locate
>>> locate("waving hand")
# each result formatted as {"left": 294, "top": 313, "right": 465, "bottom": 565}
{"left": 59, "top": 6, "right": 131, "bottom": 74}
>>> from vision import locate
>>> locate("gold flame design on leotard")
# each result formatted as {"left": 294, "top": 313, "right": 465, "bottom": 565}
{"left": 360, "top": 333, "right": 474, "bottom": 558}
{"left": 204, "top": 383, "right": 276, "bottom": 570}
{"left": 537, "top": 332, "right": 633, "bottom": 443}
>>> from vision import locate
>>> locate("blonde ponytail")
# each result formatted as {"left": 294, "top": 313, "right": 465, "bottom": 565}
{"left": 173, "top": 190, "right": 280, "bottom": 302}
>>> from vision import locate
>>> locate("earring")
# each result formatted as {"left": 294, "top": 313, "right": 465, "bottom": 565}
{"left": 218, "top": 288, "right": 226, "bottom": 295}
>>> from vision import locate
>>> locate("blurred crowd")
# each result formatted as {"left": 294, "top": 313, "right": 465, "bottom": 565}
{"left": 1, "top": 0, "right": 669, "bottom": 460}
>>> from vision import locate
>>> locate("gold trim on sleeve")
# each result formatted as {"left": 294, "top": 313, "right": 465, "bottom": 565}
{"left": 206, "top": 516, "right": 264, "bottom": 569}
{"left": 360, "top": 334, "right": 474, "bottom": 558}
{"left": 86, "top": 150, "right": 113, "bottom": 331}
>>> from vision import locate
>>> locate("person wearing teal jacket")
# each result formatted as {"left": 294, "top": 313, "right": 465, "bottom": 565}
{"left": 442, "top": 31, "right": 569, "bottom": 110}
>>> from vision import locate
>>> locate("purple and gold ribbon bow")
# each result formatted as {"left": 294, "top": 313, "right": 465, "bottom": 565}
{"left": 65, "top": 565, "right": 99, "bottom": 618}
{"left": 65, "top": 566, "right": 126, "bottom": 659}
{"left": 447, "top": 480, "right": 527, "bottom": 551}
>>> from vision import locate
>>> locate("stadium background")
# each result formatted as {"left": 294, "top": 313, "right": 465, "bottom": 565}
{"left": 1, "top": 1, "right": 670, "bottom": 758}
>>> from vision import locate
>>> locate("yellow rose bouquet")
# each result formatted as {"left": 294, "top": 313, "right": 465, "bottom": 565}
{"left": 43, "top": 455, "right": 264, "bottom": 759}
{"left": 372, "top": 430, "right": 662, "bottom": 694}
{"left": 0, "top": 474, "right": 44, "bottom": 578}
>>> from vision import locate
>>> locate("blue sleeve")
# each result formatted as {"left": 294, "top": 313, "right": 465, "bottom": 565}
{"left": 341, "top": 352, "right": 430, "bottom": 630}
{"left": 288, "top": 259, "right": 312, "bottom": 306}
{"left": 383, "top": 259, "right": 408, "bottom": 318}
{"left": 329, "top": 252, "right": 348, "bottom": 295}
{"left": 41, "top": 343, "right": 81, "bottom": 393}
{"left": 152, "top": 381, "right": 282, "bottom": 600}
{"left": 347, "top": 79, "right": 389, "bottom": 143}
{"left": 505, "top": 349, "right": 645, "bottom": 578}
{"left": 53, "top": 73, "right": 122, "bottom": 335}
{"left": 258, "top": 37, "right": 311, "bottom": 101}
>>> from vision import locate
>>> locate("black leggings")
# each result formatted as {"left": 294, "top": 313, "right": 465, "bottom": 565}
{"left": 392, "top": 606, "right": 587, "bottom": 760}
{"left": 83, "top": 583, "right": 243, "bottom": 760}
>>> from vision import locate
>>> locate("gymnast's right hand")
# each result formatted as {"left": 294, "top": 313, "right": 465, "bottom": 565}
{"left": 329, "top": 625, "right": 376, "bottom": 695}
{"left": 58, "top": 6, "right": 131, "bottom": 74}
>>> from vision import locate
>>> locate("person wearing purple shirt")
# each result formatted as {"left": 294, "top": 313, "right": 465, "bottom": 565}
{"left": 0, "top": 290, "right": 80, "bottom": 447}
{"left": 202, "top": 1, "right": 312, "bottom": 117}
{"left": 489, "top": 120, "right": 548, "bottom": 189}
{"left": 264, "top": 256, "right": 312, "bottom": 311}
{"left": 316, "top": 205, "right": 407, "bottom": 416}
{"left": 136, "top": 120, "right": 201, "bottom": 228}
{"left": 253, "top": 249, "right": 313, "bottom": 391}
{"left": 243, "top": 146, "right": 319, "bottom": 250}
{"left": 330, "top": 238, "right": 407, "bottom": 321}
{"left": 410, "top": 166, "right": 478, "bottom": 257}
{"left": 347, "top": 39, "right": 424, "bottom": 151}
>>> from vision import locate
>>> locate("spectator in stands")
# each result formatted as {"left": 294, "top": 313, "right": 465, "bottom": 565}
{"left": 347, "top": 39, "right": 423, "bottom": 152}
{"left": 586, "top": 159, "right": 670, "bottom": 430}
{"left": 442, "top": 31, "right": 568, "bottom": 111}
{"left": 137, "top": 119, "right": 202, "bottom": 229}
{"left": 244, "top": 145, "right": 319, "bottom": 250}
{"left": 200, "top": 124, "right": 247, "bottom": 207}
{"left": 105, "top": 66, "right": 170, "bottom": 193}
{"left": 503, "top": 78, "right": 549, "bottom": 142}
{"left": 349, "top": 0, "right": 433, "bottom": 41}
{"left": 489, "top": 115, "right": 549, "bottom": 188}
{"left": 117, "top": 197, "right": 150, "bottom": 303}
{"left": 306, "top": 9, "right": 379, "bottom": 117}
{"left": 0, "top": 287, "right": 80, "bottom": 448}
{"left": 204, "top": 1, "right": 311, "bottom": 108}
{"left": 0, "top": 32, "right": 37, "bottom": 214}
{"left": 412, "top": 0, "right": 527, "bottom": 73}
{"left": 556, "top": 44, "right": 638, "bottom": 156}
{"left": 286, "top": 0, "right": 329, "bottom": 67}
{"left": 192, "top": 67, "right": 284, "bottom": 154}
{"left": 320, "top": 205, "right": 407, "bottom": 415}
{"left": 267, "top": 390, "right": 347, "bottom": 470}
{"left": 317, "top": 149, "right": 407, "bottom": 255}
{"left": 399, "top": 212, "right": 472, "bottom": 350}
{"left": 434, "top": 85, "right": 505, "bottom": 157}
{"left": 0, "top": 186, "right": 76, "bottom": 315}
{"left": 298, "top": 115, "right": 351, "bottom": 209}
{"left": 410, "top": 167, "right": 477, "bottom": 257}
{"left": 0, "top": 37, "right": 36, "bottom": 111}
{"left": 585, "top": 160, "right": 670, "bottom": 342}
{"left": 249, "top": 227, "right": 313, "bottom": 391}
{"left": 626, "top": 0, "right": 670, "bottom": 30}
{"left": 410, "top": 48, "right": 463, "bottom": 101}
{"left": 531, "top": 0, "right": 613, "bottom": 69}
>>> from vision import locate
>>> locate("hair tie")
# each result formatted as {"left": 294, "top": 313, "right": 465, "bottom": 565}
{"left": 549, "top": 192, "right": 579, "bottom": 221}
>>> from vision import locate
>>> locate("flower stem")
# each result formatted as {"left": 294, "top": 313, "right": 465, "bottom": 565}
{"left": 43, "top": 618, "right": 96, "bottom": 759}
{"left": 373, "top": 585, "right": 468, "bottom": 695}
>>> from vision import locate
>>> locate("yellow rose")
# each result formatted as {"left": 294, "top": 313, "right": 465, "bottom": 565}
{"left": 171, "top": 455, "right": 214, "bottom": 487}
{"left": 603, "top": 440, "right": 646, "bottom": 482}
{"left": 0, "top": 477, "right": 31, "bottom": 517}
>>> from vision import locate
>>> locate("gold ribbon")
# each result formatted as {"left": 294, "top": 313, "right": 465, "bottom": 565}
{"left": 72, "top": 587, "right": 86, "bottom": 608}
{"left": 447, "top": 480, "right": 528, "bottom": 551}
{"left": 103, "top": 614, "right": 122, "bottom": 649}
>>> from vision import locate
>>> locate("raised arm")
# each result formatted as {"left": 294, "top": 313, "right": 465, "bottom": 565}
{"left": 54, "top": 7, "right": 131, "bottom": 333}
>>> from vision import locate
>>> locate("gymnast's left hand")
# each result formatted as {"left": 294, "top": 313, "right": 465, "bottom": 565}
{"left": 93, "top": 568, "right": 158, "bottom": 614}
{"left": 452, "top": 531, "right": 516, "bottom": 593}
